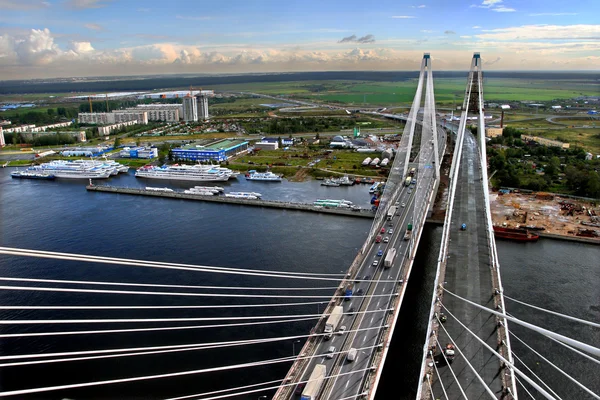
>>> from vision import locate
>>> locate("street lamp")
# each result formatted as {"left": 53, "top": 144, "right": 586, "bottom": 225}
{"left": 292, "top": 339, "right": 301, "bottom": 356}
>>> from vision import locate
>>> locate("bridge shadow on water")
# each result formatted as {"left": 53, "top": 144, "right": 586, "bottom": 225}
{"left": 376, "top": 224, "right": 443, "bottom": 400}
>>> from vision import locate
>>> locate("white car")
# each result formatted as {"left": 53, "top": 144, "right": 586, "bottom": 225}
{"left": 327, "top": 346, "right": 336, "bottom": 359}
{"left": 401, "top": 202, "right": 406, "bottom": 208}
{"left": 383, "top": 236, "right": 390, "bottom": 243}
{"left": 373, "top": 260, "right": 379, "bottom": 267}
{"left": 338, "top": 326, "right": 347, "bottom": 335}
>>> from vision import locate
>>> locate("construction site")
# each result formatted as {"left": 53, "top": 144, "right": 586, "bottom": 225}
{"left": 490, "top": 191, "right": 600, "bottom": 243}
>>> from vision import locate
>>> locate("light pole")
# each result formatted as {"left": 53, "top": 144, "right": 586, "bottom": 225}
{"left": 292, "top": 339, "right": 301, "bottom": 356}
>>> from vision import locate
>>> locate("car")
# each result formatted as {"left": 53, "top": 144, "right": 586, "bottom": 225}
{"left": 377, "top": 250, "right": 383, "bottom": 257}
{"left": 395, "top": 201, "right": 400, "bottom": 207}
{"left": 380, "top": 228, "right": 386, "bottom": 234}
{"left": 326, "top": 346, "right": 336, "bottom": 359}
{"left": 294, "top": 382, "right": 306, "bottom": 395}
{"left": 408, "top": 190, "right": 412, "bottom": 194}
{"left": 356, "top": 288, "right": 364, "bottom": 295}
{"left": 338, "top": 326, "right": 347, "bottom": 335}
{"left": 347, "top": 307, "right": 356, "bottom": 316}
{"left": 372, "top": 260, "right": 379, "bottom": 267}
{"left": 363, "top": 275, "right": 371, "bottom": 280}
{"left": 461, "top": 223, "right": 467, "bottom": 230}
{"left": 388, "top": 221, "right": 394, "bottom": 226}
{"left": 383, "top": 236, "right": 390, "bottom": 243}
{"left": 388, "top": 229, "right": 394, "bottom": 234}
{"left": 346, "top": 348, "right": 357, "bottom": 362}
{"left": 375, "top": 235, "right": 382, "bottom": 243}
{"left": 401, "top": 202, "right": 406, "bottom": 208}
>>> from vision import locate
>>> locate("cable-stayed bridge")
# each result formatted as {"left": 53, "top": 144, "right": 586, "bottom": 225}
{"left": 0, "top": 53, "right": 598, "bottom": 400}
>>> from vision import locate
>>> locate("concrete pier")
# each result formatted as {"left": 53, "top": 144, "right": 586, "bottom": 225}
{"left": 86, "top": 185, "right": 376, "bottom": 218}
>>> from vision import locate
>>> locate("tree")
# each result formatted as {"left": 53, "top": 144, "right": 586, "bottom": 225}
{"left": 113, "top": 137, "right": 121, "bottom": 148}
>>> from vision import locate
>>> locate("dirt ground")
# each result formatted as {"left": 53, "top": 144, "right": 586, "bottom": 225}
{"left": 490, "top": 192, "right": 600, "bottom": 240}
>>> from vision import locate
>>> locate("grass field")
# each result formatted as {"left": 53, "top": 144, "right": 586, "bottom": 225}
{"left": 527, "top": 129, "right": 600, "bottom": 154}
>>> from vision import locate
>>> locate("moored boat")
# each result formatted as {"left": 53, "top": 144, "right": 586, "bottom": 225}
{"left": 11, "top": 170, "right": 55, "bottom": 180}
{"left": 493, "top": 226, "right": 539, "bottom": 242}
{"left": 245, "top": 170, "right": 282, "bottom": 182}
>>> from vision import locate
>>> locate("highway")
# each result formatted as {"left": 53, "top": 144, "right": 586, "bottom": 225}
{"left": 431, "top": 131, "right": 504, "bottom": 398}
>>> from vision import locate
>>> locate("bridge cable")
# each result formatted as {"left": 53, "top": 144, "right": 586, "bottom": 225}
{"left": 507, "top": 325, "right": 600, "bottom": 399}
{"left": 0, "top": 323, "right": 387, "bottom": 366}
{"left": 503, "top": 294, "right": 600, "bottom": 328}
{"left": 510, "top": 351, "right": 562, "bottom": 400}
{"left": 429, "top": 347, "right": 450, "bottom": 400}
{"left": 0, "top": 284, "right": 398, "bottom": 300}
{"left": 0, "top": 276, "right": 339, "bottom": 292}
{"left": 440, "top": 303, "right": 558, "bottom": 400}
{"left": 0, "top": 300, "right": 330, "bottom": 311}
{"left": 514, "top": 374, "right": 537, "bottom": 400}
{"left": 435, "top": 311, "right": 497, "bottom": 400}
{"left": 0, "top": 307, "right": 393, "bottom": 325}
{"left": 0, "top": 316, "right": 318, "bottom": 339}
{"left": 442, "top": 288, "right": 600, "bottom": 358}
{"left": 434, "top": 335, "right": 468, "bottom": 400}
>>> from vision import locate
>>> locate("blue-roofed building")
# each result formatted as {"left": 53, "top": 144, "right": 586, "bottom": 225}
{"left": 172, "top": 139, "right": 249, "bottom": 162}
{"left": 261, "top": 137, "right": 294, "bottom": 146}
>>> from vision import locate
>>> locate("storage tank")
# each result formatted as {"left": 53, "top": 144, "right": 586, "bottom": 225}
{"left": 370, "top": 158, "right": 380, "bottom": 166}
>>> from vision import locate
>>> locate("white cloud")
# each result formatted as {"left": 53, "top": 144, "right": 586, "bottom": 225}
{"left": 392, "top": 15, "right": 416, "bottom": 19}
{"left": 528, "top": 13, "right": 578, "bottom": 16}
{"left": 460, "top": 35, "right": 472, "bottom": 39}
{"left": 84, "top": 23, "right": 103, "bottom": 31}
{"left": 417, "top": 4, "right": 426, "bottom": 8}
{"left": 14, "top": 28, "right": 61, "bottom": 65}
{"left": 476, "top": 24, "right": 600, "bottom": 40}
{"left": 492, "top": 7, "right": 515, "bottom": 12}
{"left": 472, "top": 26, "right": 481, "bottom": 29}
{"left": 0, "top": 0, "right": 49, "bottom": 10}
{"left": 68, "top": 41, "right": 94, "bottom": 53}
{"left": 176, "top": 15, "right": 212, "bottom": 21}
{"left": 64, "top": 0, "right": 111, "bottom": 9}
{"left": 421, "top": 30, "right": 435, "bottom": 33}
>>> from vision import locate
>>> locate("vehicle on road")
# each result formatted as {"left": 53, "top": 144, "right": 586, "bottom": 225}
{"left": 301, "top": 364, "right": 326, "bottom": 400}
{"left": 363, "top": 274, "right": 371, "bottom": 280}
{"left": 324, "top": 306, "right": 343, "bottom": 340}
{"left": 409, "top": 167, "right": 416, "bottom": 176}
{"left": 338, "top": 325, "right": 347, "bottom": 335}
{"left": 326, "top": 346, "right": 336, "bottom": 359}
{"left": 404, "top": 177, "right": 412, "bottom": 186}
{"left": 346, "top": 348, "right": 357, "bottom": 362}
{"left": 377, "top": 250, "right": 383, "bottom": 257}
{"left": 401, "top": 202, "right": 406, "bottom": 207}
{"left": 383, "top": 236, "right": 390, "bottom": 243}
{"left": 395, "top": 201, "right": 400, "bottom": 207}
{"left": 347, "top": 307, "right": 355, "bottom": 316}
{"left": 388, "top": 228, "right": 394, "bottom": 234}
{"left": 356, "top": 288, "right": 364, "bottom": 295}
{"left": 295, "top": 382, "right": 306, "bottom": 395}
{"left": 380, "top": 227, "right": 386, "bottom": 234}
{"left": 372, "top": 260, "right": 379, "bottom": 267}
{"left": 384, "top": 248, "right": 397, "bottom": 268}
{"left": 461, "top": 223, "right": 467, "bottom": 230}
{"left": 387, "top": 206, "right": 396, "bottom": 220}
{"left": 375, "top": 235, "right": 382, "bottom": 243}
{"left": 404, "top": 223, "right": 413, "bottom": 240}
{"left": 344, "top": 284, "right": 354, "bottom": 301}
{"left": 408, "top": 189, "right": 412, "bottom": 194}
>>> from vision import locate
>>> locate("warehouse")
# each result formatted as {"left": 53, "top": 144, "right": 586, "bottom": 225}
{"left": 172, "top": 139, "right": 248, "bottom": 162}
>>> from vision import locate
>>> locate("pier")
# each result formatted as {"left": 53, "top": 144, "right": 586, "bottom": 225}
{"left": 86, "top": 185, "right": 376, "bottom": 218}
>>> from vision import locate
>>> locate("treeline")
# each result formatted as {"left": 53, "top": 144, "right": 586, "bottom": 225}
{"left": 3, "top": 71, "right": 595, "bottom": 94}
{"left": 8, "top": 107, "right": 78, "bottom": 125}
{"left": 3, "top": 132, "right": 76, "bottom": 146}
{"left": 488, "top": 127, "right": 600, "bottom": 198}
{"left": 242, "top": 117, "right": 356, "bottom": 135}
{"left": 79, "top": 100, "right": 139, "bottom": 113}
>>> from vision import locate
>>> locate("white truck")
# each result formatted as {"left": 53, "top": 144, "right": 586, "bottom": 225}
{"left": 387, "top": 206, "right": 397, "bottom": 220}
{"left": 384, "top": 248, "right": 397, "bottom": 268}
{"left": 324, "top": 306, "right": 343, "bottom": 340}
{"left": 301, "top": 364, "right": 326, "bottom": 400}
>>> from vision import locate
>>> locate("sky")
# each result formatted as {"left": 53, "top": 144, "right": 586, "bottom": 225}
{"left": 0, "top": 0, "right": 599, "bottom": 79}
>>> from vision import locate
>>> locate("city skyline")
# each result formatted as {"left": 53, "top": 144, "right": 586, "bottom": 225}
{"left": 0, "top": 0, "right": 598, "bottom": 79}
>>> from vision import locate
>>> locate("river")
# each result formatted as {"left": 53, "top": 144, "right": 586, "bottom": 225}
{"left": 0, "top": 168, "right": 597, "bottom": 399}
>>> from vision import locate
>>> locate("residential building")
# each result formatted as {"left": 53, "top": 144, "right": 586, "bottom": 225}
{"left": 196, "top": 94, "right": 209, "bottom": 120}
{"left": 486, "top": 128, "right": 504, "bottom": 138}
{"left": 182, "top": 95, "right": 198, "bottom": 122}
{"left": 78, "top": 111, "right": 148, "bottom": 125}
{"left": 133, "top": 104, "right": 183, "bottom": 121}
{"left": 112, "top": 110, "right": 148, "bottom": 124}
{"left": 78, "top": 113, "right": 114, "bottom": 125}
{"left": 521, "top": 135, "right": 570, "bottom": 149}
{"left": 98, "top": 120, "right": 139, "bottom": 136}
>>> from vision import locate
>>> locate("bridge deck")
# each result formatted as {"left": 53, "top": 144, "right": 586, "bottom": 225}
{"left": 431, "top": 132, "right": 504, "bottom": 399}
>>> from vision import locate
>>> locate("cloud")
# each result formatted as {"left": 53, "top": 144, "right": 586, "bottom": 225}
{"left": 176, "top": 15, "right": 212, "bottom": 21}
{"left": 492, "top": 7, "right": 515, "bottom": 12}
{"left": 472, "top": 26, "right": 481, "bottom": 29}
{"left": 84, "top": 23, "right": 103, "bottom": 31}
{"left": 411, "top": 4, "right": 426, "bottom": 8}
{"left": 460, "top": 35, "right": 472, "bottom": 38}
{"left": 486, "top": 56, "right": 501, "bottom": 65}
{"left": 0, "top": 0, "right": 49, "bottom": 10}
{"left": 421, "top": 30, "right": 435, "bottom": 33}
{"left": 64, "top": 0, "right": 111, "bottom": 9}
{"left": 444, "top": 30, "right": 456, "bottom": 35}
{"left": 338, "top": 34, "right": 375, "bottom": 44}
{"left": 392, "top": 15, "right": 416, "bottom": 19}
{"left": 528, "top": 12, "right": 577, "bottom": 16}
{"left": 475, "top": 24, "right": 600, "bottom": 40}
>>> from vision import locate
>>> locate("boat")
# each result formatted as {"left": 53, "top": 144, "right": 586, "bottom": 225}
{"left": 338, "top": 176, "right": 354, "bottom": 186}
{"left": 146, "top": 187, "right": 174, "bottom": 192}
{"left": 321, "top": 179, "right": 340, "bottom": 187}
{"left": 229, "top": 191, "right": 262, "bottom": 198}
{"left": 11, "top": 170, "right": 55, "bottom": 180}
{"left": 369, "top": 182, "right": 382, "bottom": 193}
{"left": 245, "top": 170, "right": 282, "bottom": 182}
{"left": 183, "top": 189, "right": 215, "bottom": 196}
{"left": 135, "top": 164, "right": 233, "bottom": 182}
{"left": 493, "top": 226, "right": 539, "bottom": 242}
{"left": 192, "top": 186, "right": 225, "bottom": 193}
{"left": 29, "top": 163, "right": 112, "bottom": 179}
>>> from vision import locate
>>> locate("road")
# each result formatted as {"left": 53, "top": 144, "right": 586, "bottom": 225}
{"left": 431, "top": 131, "right": 504, "bottom": 399}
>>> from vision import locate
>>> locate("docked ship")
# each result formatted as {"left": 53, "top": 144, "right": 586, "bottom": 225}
{"left": 49, "top": 159, "right": 128, "bottom": 175}
{"left": 245, "top": 170, "right": 282, "bottom": 182}
{"left": 225, "top": 191, "right": 262, "bottom": 199}
{"left": 321, "top": 179, "right": 340, "bottom": 187}
{"left": 183, "top": 188, "right": 216, "bottom": 196}
{"left": 29, "top": 163, "right": 112, "bottom": 179}
{"left": 146, "top": 187, "right": 174, "bottom": 192}
{"left": 192, "top": 186, "right": 225, "bottom": 193}
{"left": 135, "top": 164, "right": 233, "bottom": 182}
{"left": 493, "top": 226, "right": 539, "bottom": 242}
{"left": 11, "top": 170, "right": 55, "bottom": 180}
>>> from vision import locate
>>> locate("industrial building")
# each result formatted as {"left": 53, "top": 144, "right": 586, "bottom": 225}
{"left": 521, "top": 135, "right": 570, "bottom": 149}
{"left": 118, "top": 146, "right": 158, "bottom": 159}
{"left": 486, "top": 127, "right": 504, "bottom": 138}
{"left": 61, "top": 146, "right": 111, "bottom": 157}
{"left": 182, "top": 96, "right": 198, "bottom": 122}
{"left": 260, "top": 137, "right": 294, "bottom": 146}
{"left": 137, "top": 90, "right": 214, "bottom": 100}
{"left": 172, "top": 139, "right": 249, "bottom": 162}
{"left": 254, "top": 141, "right": 278, "bottom": 150}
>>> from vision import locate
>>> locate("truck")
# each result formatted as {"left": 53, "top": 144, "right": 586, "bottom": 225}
{"left": 404, "top": 223, "right": 413, "bottom": 240}
{"left": 324, "top": 306, "right": 343, "bottom": 340}
{"left": 301, "top": 364, "right": 327, "bottom": 400}
{"left": 387, "top": 206, "right": 397, "bottom": 220}
{"left": 409, "top": 167, "right": 416, "bottom": 176}
{"left": 384, "top": 248, "right": 397, "bottom": 268}
{"left": 344, "top": 284, "right": 354, "bottom": 301}
{"left": 404, "top": 177, "right": 412, "bottom": 187}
